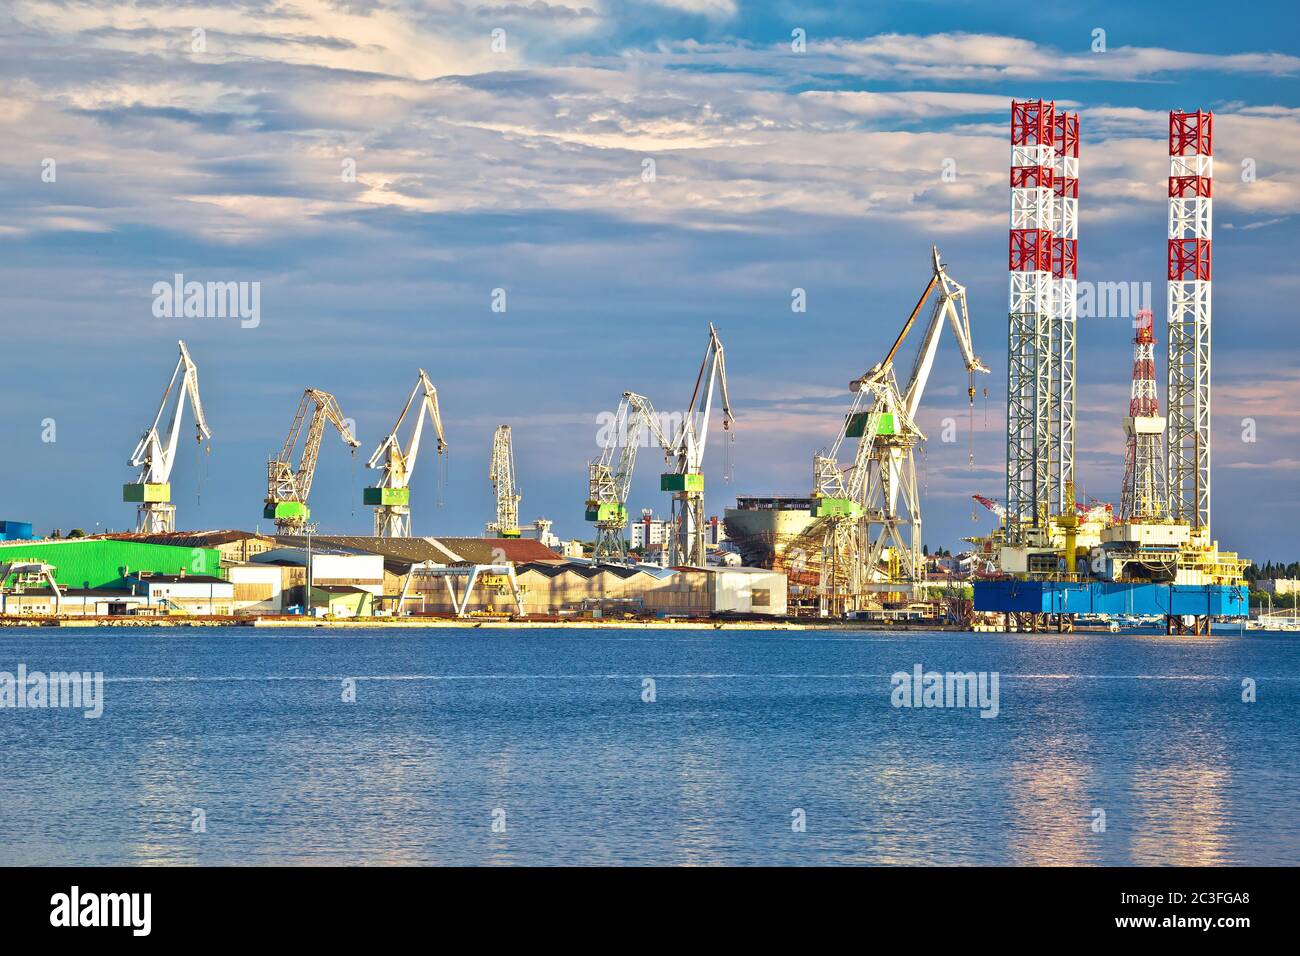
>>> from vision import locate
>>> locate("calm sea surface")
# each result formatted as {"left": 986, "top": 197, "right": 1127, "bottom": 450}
{"left": 1, "top": 626, "right": 1296, "bottom": 866}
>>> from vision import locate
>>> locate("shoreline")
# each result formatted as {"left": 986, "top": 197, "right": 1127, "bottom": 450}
{"left": 0, "top": 615, "right": 1268, "bottom": 634}
{"left": 0, "top": 614, "right": 975, "bottom": 631}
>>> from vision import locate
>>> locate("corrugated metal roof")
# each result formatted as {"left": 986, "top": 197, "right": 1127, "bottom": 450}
{"left": 105, "top": 530, "right": 274, "bottom": 548}
{"left": 434, "top": 538, "right": 562, "bottom": 564}
{"left": 513, "top": 561, "right": 678, "bottom": 581}
{"left": 275, "top": 535, "right": 452, "bottom": 570}
{"left": 272, "top": 535, "right": 558, "bottom": 569}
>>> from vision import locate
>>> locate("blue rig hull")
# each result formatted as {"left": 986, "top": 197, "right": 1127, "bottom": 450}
{"left": 974, "top": 580, "right": 1249, "bottom": 617}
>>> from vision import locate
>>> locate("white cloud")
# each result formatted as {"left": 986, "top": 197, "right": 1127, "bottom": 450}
{"left": 644, "top": 0, "right": 737, "bottom": 18}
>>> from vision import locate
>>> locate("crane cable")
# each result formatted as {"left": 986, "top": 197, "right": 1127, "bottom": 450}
{"left": 438, "top": 446, "right": 448, "bottom": 509}
{"left": 194, "top": 431, "right": 206, "bottom": 508}
{"left": 968, "top": 370, "right": 976, "bottom": 468}
{"left": 722, "top": 422, "right": 735, "bottom": 484}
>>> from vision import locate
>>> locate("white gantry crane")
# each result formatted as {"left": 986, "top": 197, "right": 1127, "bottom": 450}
{"left": 660, "top": 323, "right": 734, "bottom": 567}
{"left": 486, "top": 425, "right": 521, "bottom": 538}
{"left": 0, "top": 561, "right": 62, "bottom": 615}
{"left": 586, "top": 392, "right": 672, "bottom": 564}
{"left": 364, "top": 369, "right": 446, "bottom": 538}
{"left": 265, "top": 388, "right": 360, "bottom": 533}
{"left": 124, "top": 340, "right": 211, "bottom": 533}
{"left": 810, "top": 247, "right": 988, "bottom": 609}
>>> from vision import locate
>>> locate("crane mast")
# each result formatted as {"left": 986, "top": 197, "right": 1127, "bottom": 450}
{"left": 809, "top": 247, "right": 988, "bottom": 612}
{"left": 265, "top": 388, "right": 360, "bottom": 533}
{"left": 124, "top": 340, "right": 211, "bottom": 533}
{"left": 661, "top": 323, "right": 734, "bottom": 567}
{"left": 486, "top": 425, "right": 521, "bottom": 538}
{"left": 364, "top": 370, "right": 446, "bottom": 537}
{"left": 586, "top": 392, "right": 671, "bottom": 564}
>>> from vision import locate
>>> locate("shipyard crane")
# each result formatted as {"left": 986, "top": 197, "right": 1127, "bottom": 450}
{"left": 810, "top": 247, "right": 988, "bottom": 610}
{"left": 124, "top": 340, "right": 211, "bottom": 533}
{"left": 486, "top": 424, "right": 521, "bottom": 538}
{"left": 364, "top": 370, "right": 446, "bottom": 537}
{"left": 973, "top": 494, "right": 1008, "bottom": 522}
{"left": 586, "top": 392, "right": 672, "bottom": 564}
{"left": 265, "top": 388, "right": 360, "bottom": 533}
{"left": 660, "top": 323, "right": 735, "bottom": 567}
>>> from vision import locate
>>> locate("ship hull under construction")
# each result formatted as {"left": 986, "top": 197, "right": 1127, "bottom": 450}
{"left": 722, "top": 497, "right": 818, "bottom": 571}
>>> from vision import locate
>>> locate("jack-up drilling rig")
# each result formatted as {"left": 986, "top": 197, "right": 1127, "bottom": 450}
{"left": 807, "top": 247, "right": 988, "bottom": 613}
{"left": 659, "top": 324, "right": 734, "bottom": 567}
{"left": 586, "top": 392, "right": 672, "bottom": 564}
{"left": 1119, "top": 308, "right": 1167, "bottom": 521}
{"left": 486, "top": 425, "right": 521, "bottom": 538}
{"left": 265, "top": 388, "right": 360, "bottom": 533}
{"left": 364, "top": 370, "right": 446, "bottom": 537}
{"left": 124, "top": 340, "right": 211, "bottom": 533}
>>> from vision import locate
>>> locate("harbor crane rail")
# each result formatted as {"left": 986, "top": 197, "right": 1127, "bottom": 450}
{"left": 265, "top": 388, "right": 360, "bottom": 533}
{"left": 124, "top": 340, "right": 211, "bottom": 533}
{"left": 364, "top": 370, "right": 446, "bottom": 537}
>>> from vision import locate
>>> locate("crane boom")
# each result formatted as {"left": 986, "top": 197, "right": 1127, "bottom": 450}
{"left": 900, "top": 245, "right": 988, "bottom": 421}
{"left": 365, "top": 370, "right": 446, "bottom": 537}
{"left": 265, "top": 388, "right": 360, "bottom": 533}
{"left": 124, "top": 340, "right": 212, "bottom": 533}
{"left": 487, "top": 425, "right": 521, "bottom": 538}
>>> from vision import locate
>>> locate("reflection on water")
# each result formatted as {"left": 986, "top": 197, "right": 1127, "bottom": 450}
{"left": 1131, "top": 762, "right": 1231, "bottom": 865}
{"left": 674, "top": 748, "right": 726, "bottom": 867}
{"left": 0, "top": 627, "right": 1296, "bottom": 865}
{"left": 1008, "top": 747, "right": 1097, "bottom": 866}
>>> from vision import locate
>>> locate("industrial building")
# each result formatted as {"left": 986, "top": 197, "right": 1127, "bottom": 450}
{"left": 0, "top": 520, "right": 34, "bottom": 542}
{"left": 401, "top": 561, "right": 786, "bottom": 618}
{"left": 0, "top": 537, "right": 222, "bottom": 589}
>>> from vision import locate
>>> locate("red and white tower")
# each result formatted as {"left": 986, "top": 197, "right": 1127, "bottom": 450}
{"left": 1120, "top": 308, "right": 1167, "bottom": 520}
{"left": 1166, "top": 110, "right": 1212, "bottom": 536}
{"left": 1051, "top": 110, "right": 1079, "bottom": 516}
{"left": 1006, "top": 100, "right": 1056, "bottom": 538}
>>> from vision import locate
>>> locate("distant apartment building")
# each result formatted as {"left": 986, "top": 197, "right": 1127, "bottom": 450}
{"left": 630, "top": 511, "right": 670, "bottom": 549}
{"left": 1260, "top": 578, "right": 1300, "bottom": 596}
{"left": 630, "top": 511, "right": 726, "bottom": 550}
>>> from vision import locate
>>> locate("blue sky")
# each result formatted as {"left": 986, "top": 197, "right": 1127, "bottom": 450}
{"left": 1, "top": 0, "right": 1298, "bottom": 560}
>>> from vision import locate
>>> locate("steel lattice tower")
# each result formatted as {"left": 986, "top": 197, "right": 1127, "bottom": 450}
{"left": 1050, "top": 110, "right": 1079, "bottom": 516}
{"left": 1007, "top": 100, "right": 1056, "bottom": 538}
{"left": 1120, "top": 308, "right": 1167, "bottom": 520}
{"left": 1166, "top": 110, "right": 1213, "bottom": 535}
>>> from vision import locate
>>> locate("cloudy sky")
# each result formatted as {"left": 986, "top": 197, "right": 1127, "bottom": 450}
{"left": 1, "top": 0, "right": 1297, "bottom": 561}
